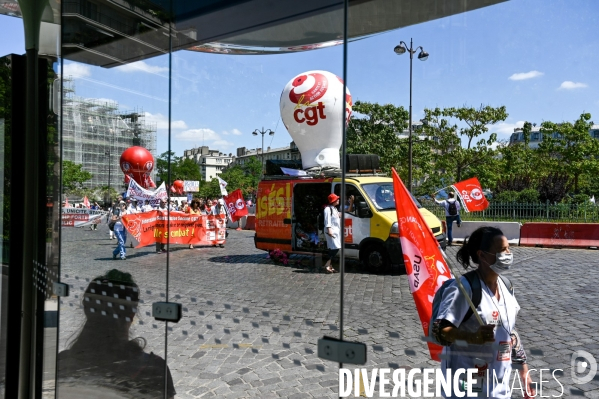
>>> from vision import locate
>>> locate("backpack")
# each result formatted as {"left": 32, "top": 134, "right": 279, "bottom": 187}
{"left": 447, "top": 200, "right": 458, "bottom": 216}
{"left": 429, "top": 270, "right": 513, "bottom": 345}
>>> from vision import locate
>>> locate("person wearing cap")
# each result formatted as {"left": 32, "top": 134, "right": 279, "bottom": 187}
{"left": 323, "top": 193, "right": 341, "bottom": 273}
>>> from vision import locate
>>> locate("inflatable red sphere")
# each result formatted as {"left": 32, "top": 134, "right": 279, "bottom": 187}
{"left": 172, "top": 180, "right": 184, "bottom": 194}
{"left": 120, "top": 146, "right": 156, "bottom": 188}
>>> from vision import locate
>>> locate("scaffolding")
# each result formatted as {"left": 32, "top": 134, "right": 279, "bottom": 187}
{"left": 61, "top": 78, "right": 157, "bottom": 190}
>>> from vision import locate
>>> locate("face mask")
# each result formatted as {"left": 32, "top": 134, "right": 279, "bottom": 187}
{"left": 484, "top": 251, "right": 513, "bottom": 274}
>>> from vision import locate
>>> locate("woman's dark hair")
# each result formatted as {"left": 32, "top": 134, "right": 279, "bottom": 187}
{"left": 455, "top": 226, "right": 504, "bottom": 268}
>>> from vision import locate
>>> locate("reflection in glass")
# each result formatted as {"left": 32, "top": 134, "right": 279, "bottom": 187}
{"left": 57, "top": 270, "right": 173, "bottom": 398}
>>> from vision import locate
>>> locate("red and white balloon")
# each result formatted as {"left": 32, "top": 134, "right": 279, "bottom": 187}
{"left": 120, "top": 146, "right": 156, "bottom": 188}
{"left": 280, "top": 70, "right": 352, "bottom": 169}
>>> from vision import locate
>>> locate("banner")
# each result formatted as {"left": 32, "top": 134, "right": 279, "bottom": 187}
{"left": 121, "top": 211, "right": 227, "bottom": 247}
{"left": 451, "top": 177, "right": 489, "bottom": 213}
{"left": 217, "top": 176, "right": 228, "bottom": 196}
{"left": 392, "top": 168, "right": 452, "bottom": 362}
{"left": 62, "top": 207, "right": 108, "bottom": 227}
{"left": 184, "top": 180, "right": 200, "bottom": 192}
{"left": 223, "top": 189, "right": 248, "bottom": 222}
{"left": 126, "top": 179, "right": 168, "bottom": 206}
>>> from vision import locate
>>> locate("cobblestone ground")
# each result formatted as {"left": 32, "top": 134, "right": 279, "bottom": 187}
{"left": 54, "top": 224, "right": 599, "bottom": 398}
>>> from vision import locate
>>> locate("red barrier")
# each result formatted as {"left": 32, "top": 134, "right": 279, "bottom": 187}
{"left": 244, "top": 215, "right": 256, "bottom": 230}
{"left": 520, "top": 223, "right": 599, "bottom": 248}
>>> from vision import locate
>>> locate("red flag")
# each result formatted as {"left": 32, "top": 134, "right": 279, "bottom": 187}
{"left": 64, "top": 197, "right": 70, "bottom": 207}
{"left": 83, "top": 196, "right": 91, "bottom": 208}
{"left": 451, "top": 177, "right": 489, "bottom": 212}
{"left": 223, "top": 189, "right": 248, "bottom": 222}
{"left": 392, "top": 168, "right": 453, "bottom": 361}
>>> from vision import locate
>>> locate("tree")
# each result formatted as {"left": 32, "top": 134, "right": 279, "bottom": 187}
{"left": 63, "top": 160, "right": 92, "bottom": 193}
{"left": 156, "top": 151, "right": 176, "bottom": 183}
{"left": 199, "top": 178, "right": 221, "bottom": 199}
{"left": 347, "top": 101, "right": 434, "bottom": 184}
{"left": 176, "top": 157, "right": 203, "bottom": 182}
{"left": 242, "top": 156, "right": 262, "bottom": 196}
{"left": 538, "top": 113, "right": 599, "bottom": 192}
{"left": 156, "top": 151, "right": 202, "bottom": 183}
{"left": 423, "top": 105, "right": 507, "bottom": 190}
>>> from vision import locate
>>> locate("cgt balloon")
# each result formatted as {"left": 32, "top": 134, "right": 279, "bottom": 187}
{"left": 120, "top": 146, "right": 156, "bottom": 189}
{"left": 171, "top": 180, "right": 184, "bottom": 195}
{"left": 280, "top": 70, "right": 352, "bottom": 170}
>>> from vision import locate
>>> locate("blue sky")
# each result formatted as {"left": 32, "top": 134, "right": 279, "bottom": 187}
{"left": 1, "top": 0, "right": 598, "bottom": 157}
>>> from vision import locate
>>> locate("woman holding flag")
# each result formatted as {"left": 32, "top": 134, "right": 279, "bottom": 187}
{"left": 431, "top": 226, "right": 535, "bottom": 398}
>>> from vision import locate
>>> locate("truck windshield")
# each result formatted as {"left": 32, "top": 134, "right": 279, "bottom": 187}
{"left": 362, "top": 183, "right": 422, "bottom": 210}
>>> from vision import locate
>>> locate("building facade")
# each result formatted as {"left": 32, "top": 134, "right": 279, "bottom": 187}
{"left": 183, "top": 146, "right": 234, "bottom": 181}
{"left": 509, "top": 124, "right": 599, "bottom": 149}
{"left": 61, "top": 78, "right": 157, "bottom": 190}
{"left": 233, "top": 141, "right": 301, "bottom": 166}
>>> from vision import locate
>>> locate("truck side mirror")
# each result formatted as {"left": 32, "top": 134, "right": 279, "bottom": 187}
{"left": 356, "top": 202, "right": 372, "bottom": 218}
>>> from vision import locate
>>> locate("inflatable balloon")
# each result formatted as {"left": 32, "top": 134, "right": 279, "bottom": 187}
{"left": 280, "top": 70, "right": 352, "bottom": 170}
{"left": 120, "top": 146, "right": 156, "bottom": 189}
{"left": 172, "top": 180, "right": 184, "bottom": 195}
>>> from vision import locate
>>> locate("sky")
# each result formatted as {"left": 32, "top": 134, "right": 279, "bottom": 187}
{"left": 1, "top": 0, "right": 598, "bottom": 158}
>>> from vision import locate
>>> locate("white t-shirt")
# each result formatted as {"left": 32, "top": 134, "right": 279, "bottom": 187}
{"left": 113, "top": 209, "right": 129, "bottom": 232}
{"left": 438, "top": 275, "right": 520, "bottom": 398}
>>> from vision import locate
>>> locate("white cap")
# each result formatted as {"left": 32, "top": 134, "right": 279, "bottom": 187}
{"left": 218, "top": 198, "right": 225, "bottom": 205}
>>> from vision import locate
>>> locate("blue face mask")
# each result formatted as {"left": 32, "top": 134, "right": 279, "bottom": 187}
{"left": 483, "top": 251, "right": 514, "bottom": 274}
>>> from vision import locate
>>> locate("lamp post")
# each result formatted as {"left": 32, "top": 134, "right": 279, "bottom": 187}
{"left": 394, "top": 38, "right": 429, "bottom": 193}
{"left": 252, "top": 127, "right": 274, "bottom": 177}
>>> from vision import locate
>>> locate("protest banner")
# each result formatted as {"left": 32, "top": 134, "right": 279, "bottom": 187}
{"left": 184, "top": 180, "right": 200, "bottom": 192}
{"left": 126, "top": 179, "right": 168, "bottom": 206}
{"left": 62, "top": 207, "right": 108, "bottom": 227}
{"left": 121, "top": 211, "right": 227, "bottom": 248}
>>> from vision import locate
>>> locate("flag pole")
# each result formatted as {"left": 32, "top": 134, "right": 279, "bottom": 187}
{"left": 439, "top": 248, "right": 484, "bottom": 326}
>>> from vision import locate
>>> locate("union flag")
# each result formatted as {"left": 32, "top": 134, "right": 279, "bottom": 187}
{"left": 223, "top": 189, "right": 248, "bottom": 222}
{"left": 451, "top": 177, "right": 489, "bottom": 212}
{"left": 392, "top": 168, "right": 453, "bottom": 361}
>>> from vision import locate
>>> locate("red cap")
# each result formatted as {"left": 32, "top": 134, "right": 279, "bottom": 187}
{"left": 328, "top": 193, "right": 340, "bottom": 204}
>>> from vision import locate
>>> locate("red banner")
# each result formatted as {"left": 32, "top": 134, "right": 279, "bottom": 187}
{"left": 121, "top": 211, "right": 227, "bottom": 248}
{"left": 223, "top": 189, "right": 248, "bottom": 222}
{"left": 392, "top": 168, "right": 452, "bottom": 361}
{"left": 451, "top": 177, "right": 489, "bottom": 212}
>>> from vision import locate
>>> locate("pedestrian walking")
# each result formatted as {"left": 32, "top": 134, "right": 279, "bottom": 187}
{"left": 430, "top": 226, "right": 535, "bottom": 398}
{"left": 112, "top": 202, "right": 129, "bottom": 260}
{"left": 432, "top": 191, "right": 462, "bottom": 246}
{"left": 323, "top": 193, "right": 341, "bottom": 273}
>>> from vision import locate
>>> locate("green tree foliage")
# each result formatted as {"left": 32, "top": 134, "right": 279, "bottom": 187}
{"left": 156, "top": 151, "right": 202, "bottom": 183}
{"left": 538, "top": 113, "right": 599, "bottom": 192}
{"left": 199, "top": 178, "right": 221, "bottom": 199}
{"left": 424, "top": 105, "right": 507, "bottom": 190}
{"left": 347, "top": 101, "right": 434, "bottom": 184}
{"left": 216, "top": 156, "right": 263, "bottom": 198}
{"left": 63, "top": 160, "right": 92, "bottom": 193}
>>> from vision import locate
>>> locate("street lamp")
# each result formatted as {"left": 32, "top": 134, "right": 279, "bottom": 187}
{"left": 394, "top": 38, "right": 429, "bottom": 193}
{"left": 252, "top": 127, "right": 275, "bottom": 176}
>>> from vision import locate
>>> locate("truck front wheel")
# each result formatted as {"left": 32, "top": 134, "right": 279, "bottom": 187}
{"left": 361, "top": 244, "right": 390, "bottom": 271}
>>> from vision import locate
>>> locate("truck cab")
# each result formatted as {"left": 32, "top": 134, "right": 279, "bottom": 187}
{"left": 254, "top": 174, "right": 446, "bottom": 270}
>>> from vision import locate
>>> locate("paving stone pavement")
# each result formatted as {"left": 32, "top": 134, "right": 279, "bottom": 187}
{"left": 54, "top": 224, "right": 599, "bottom": 398}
